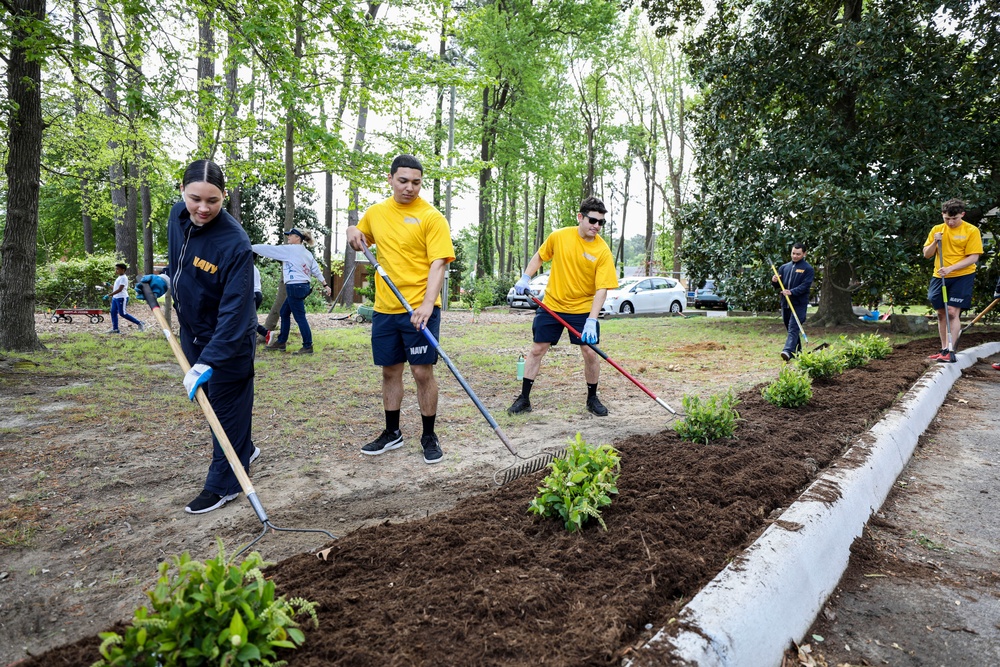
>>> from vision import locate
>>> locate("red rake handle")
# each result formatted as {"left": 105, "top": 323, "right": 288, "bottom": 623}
{"left": 529, "top": 294, "right": 676, "bottom": 414}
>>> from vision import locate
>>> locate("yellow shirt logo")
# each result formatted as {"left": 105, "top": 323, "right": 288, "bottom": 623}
{"left": 193, "top": 256, "right": 218, "bottom": 274}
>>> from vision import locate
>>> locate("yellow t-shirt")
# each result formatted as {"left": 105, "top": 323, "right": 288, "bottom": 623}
{"left": 924, "top": 220, "right": 983, "bottom": 278}
{"left": 538, "top": 226, "right": 618, "bottom": 314}
{"left": 358, "top": 196, "right": 456, "bottom": 314}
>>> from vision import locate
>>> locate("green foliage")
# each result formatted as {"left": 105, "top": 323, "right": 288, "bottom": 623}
{"left": 855, "top": 333, "right": 892, "bottom": 360}
{"left": 794, "top": 346, "right": 848, "bottom": 381}
{"left": 462, "top": 275, "right": 507, "bottom": 311}
{"left": 673, "top": 390, "right": 741, "bottom": 444}
{"left": 36, "top": 255, "right": 120, "bottom": 309}
{"left": 93, "top": 541, "right": 317, "bottom": 667}
{"left": 527, "top": 433, "right": 620, "bottom": 532}
{"left": 762, "top": 366, "right": 813, "bottom": 408}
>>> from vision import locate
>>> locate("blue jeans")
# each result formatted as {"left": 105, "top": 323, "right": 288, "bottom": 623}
{"left": 278, "top": 283, "right": 313, "bottom": 347}
{"left": 110, "top": 298, "right": 141, "bottom": 331}
{"left": 782, "top": 304, "right": 807, "bottom": 356}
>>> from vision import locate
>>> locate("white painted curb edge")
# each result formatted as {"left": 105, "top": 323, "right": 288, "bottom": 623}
{"left": 632, "top": 341, "right": 1000, "bottom": 667}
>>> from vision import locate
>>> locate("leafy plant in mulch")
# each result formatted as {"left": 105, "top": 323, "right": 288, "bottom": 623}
{"left": 92, "top": 540, "right": 317, "bottom": 667}
{"left": 528, "top": 433, "right": 620, "bottom": 532}
{"left": 855, "top": 332, "right": 893, "bottom": 359}
{"left": 673, "top": 390, "right": 741, "bottom": 443}
{"left": 838, "top": 333, "right": 893, "bottom": 368}
{"left": 795, "top": 346, "right": 848, "bottom": 380}
{"left": 762, "top": 365, "right": 814, "bottom": 408}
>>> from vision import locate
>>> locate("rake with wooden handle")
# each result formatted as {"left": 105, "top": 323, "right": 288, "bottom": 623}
{"left": 962, "top": 296, "right": 1000, "bottom": 332}
{"left": 139, "top": 282, "right": 336, "bottom": 558}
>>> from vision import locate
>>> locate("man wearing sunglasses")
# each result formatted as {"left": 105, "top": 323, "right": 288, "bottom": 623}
{"left": 507, "top": 196, "right": 619, "bottom": 417}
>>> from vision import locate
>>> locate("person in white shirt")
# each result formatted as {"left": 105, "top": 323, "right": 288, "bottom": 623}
{"left": 107, "top": 263, "right": 144, "bottom": 334}
{"left": 252, "top": 228, "right": 331, "bottom": 354}
{"left": 252, "top": 265, "right": 271, "bottom": 344}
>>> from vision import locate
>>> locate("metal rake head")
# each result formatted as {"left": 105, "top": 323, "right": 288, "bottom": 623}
{"left": 493, "top": 447, "right": 568, "bottom": 486}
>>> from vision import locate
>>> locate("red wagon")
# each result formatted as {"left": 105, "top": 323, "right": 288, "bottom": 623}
{"left": 50, "top": 308, "right": 105, "bottom": 324}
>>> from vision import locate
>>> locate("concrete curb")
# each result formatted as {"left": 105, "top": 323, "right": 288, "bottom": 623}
{"left": 633, "top": 341, "right": 1000, "bottom": 667}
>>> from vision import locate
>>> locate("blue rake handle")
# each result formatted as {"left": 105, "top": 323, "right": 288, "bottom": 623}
{"left": 360, "top": 246, "right": 518, "bottom": 457}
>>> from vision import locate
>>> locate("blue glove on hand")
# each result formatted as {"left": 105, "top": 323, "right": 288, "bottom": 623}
{"left": 136, "top": 274, "right": 169, "bottom": 300}
{"left": 102, "top": 295, "right": 109, "bottom": 302}
{"left": 581, "top": 318, "right": 598, "bottom": 344}
{"left": 183, "top": 363, "right": 213, "bottom": 401}
{"left": 514, "top": 273, "right": 532, "bottom": 295}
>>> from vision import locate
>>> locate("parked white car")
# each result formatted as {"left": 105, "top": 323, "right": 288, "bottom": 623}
{"left": 507, "top": 273, "right": 549, "bottom": 309}
{"left": 602, "top": 276, "right": 686, "bottom": 315}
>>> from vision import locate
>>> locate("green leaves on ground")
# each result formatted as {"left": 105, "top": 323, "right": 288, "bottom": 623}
{"left": 673, "top": 390, "right": 741, "bottom": 444}
{"left": 794, "top": 346, "right": 848, "bottom": 380}
{"left": 762, "top": 366, "right": 813, "bottom": 408}
{"left": 528, "top": 433, "right": 620, "bottom": 533}
{"left": 93, "top": 540, "right": 317, "bottom": 667}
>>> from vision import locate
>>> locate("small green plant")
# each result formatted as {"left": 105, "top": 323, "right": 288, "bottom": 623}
{"left": 528, "top": 433, "right": 620, "bottom": 532}
{"left": 857, "top": 333, "right": 892, "bottom": 359}
{"left": 794, "top": 346, "right": 848, "bottom": 380}
{"left": 93, "top": 540, "right": 318, "bottom": 667}
{"left": 673, "top": 390, "right": 741, "bottom": 444}
{"left": 762, "top": 366, "right": 814, "bottom": 408}
{"left": 837, "top": 336, "right": 870, "bottom": 369}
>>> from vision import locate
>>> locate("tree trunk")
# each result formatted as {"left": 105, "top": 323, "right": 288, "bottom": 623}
{"left": 98, "top": 1, "right": 130, "bottom": 263}
{"left": 72, "top": 0, "right": 94, "bottom": 255}
{"left": 225, "top": 29, "right": 242, "bottom": 222}
{"left": 197, "top": 12, "right": 216, "bottom": 155}
{"left": 0, "top": 0, "right": 45, "bottom": 351}
{"left": 811, "top": 256, "right": 855, "bottom": 326}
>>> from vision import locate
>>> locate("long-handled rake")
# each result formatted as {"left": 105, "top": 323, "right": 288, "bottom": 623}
{"left": 361, "top": 246, "right": 567, "bottom": 485}
{"left": 529, "top": 293, "right": 677, "bottom": 415}
{"left": 962, "top": 296, "right": 1000, "bottom": 332}
{"left": 139, "top": 283, "right": 337, "bottom": 558}
{"left": 938, "top": 241, "right": 954, "bottom": 352}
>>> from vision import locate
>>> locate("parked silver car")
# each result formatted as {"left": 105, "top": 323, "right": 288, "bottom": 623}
{"left": 507, "top": 273, "right": 549, "bottom": 309}
{"left": 602, "top": 276, "right": 686, "bottom": 315}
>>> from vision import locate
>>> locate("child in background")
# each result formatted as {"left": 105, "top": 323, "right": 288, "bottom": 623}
{"left": 107, "top": 263, "right": 145, "bottom": 334}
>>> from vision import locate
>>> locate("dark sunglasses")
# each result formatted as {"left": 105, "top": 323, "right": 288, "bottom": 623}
{"left": 583, "top": 215, "right": 606, "bottom": 226}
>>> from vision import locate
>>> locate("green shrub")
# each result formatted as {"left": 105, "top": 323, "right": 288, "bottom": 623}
{"left": 462, "top": 275, "right": 508, "bottom": 311}
{"left": 837, "top": 336, "right": 870, "bottom": 369}
{"left": 794, "top": 346, "right": 848, "bottom": 380}
{"left": 93, "top": 541, "right": 317, "bottom": 667}
{"left": 856, "top": 332, "right": 892, "bottom": 359}
{"left": 673, "top": 390, "right": 741, "bottom": 444}
{"left": 527, "top": 433, "right": 620, "bottom": 532}
{"left": 762, "top": 366, "right": 814, "bottom": 408}
{"left": 36, "top": 254, "right": 120, "bottom": 309}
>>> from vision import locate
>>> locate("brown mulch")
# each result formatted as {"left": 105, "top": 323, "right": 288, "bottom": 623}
{"left": 18, "top": 335, "right": 984, "bottom": 667}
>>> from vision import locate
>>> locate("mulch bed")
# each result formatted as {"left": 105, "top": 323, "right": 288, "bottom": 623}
{"left": 19, "top": 335, "right": 985, "bottom": 667}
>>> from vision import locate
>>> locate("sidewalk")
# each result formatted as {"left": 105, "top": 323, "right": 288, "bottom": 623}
{"left": 631, "top": 342, "right": 1000, "bottom": 667}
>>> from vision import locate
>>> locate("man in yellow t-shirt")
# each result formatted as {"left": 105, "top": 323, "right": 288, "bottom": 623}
{"left": 346, "top": 154, "right": 456, "bottom": 464}
{"left": 507, "top": 196, "right": 619, "bottom": 416}
{"left": 922, "top": 198, "right": 982, "bottom": 364}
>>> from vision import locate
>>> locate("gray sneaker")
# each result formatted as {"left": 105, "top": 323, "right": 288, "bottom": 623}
{"left": 361, "top": 429, "right": 404, "bottom": 456}
{"left": 137, "top": 321, "right": 145, "bottom": 332}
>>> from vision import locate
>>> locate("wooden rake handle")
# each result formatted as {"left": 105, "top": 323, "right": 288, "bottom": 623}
{"left": 139, "top": 283, "right": 260, "bottom": 505}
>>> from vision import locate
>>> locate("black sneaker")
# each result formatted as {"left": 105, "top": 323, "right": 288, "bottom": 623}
{"left": 937, "top": 350, "right": 957, "bottom": 363}
{"left": 266, "top": 341, "right": 286, "bottom": 351}
{"left": 293, "top": 346, "right": 313, "bottom": 355}
{"left": 184, "top": 490, "right": 239, "bottom": 514}
{"left": 780, "top": 351, "right": 791, "bottom": 362}
{"left": 507, "top": 394, "right": 532, "bottom": 414}
{"left": 586, "top": 395, "right": 609, "bottom": 416}
{"left": 421, "top": 434, "right": 443, "bottom": 464}
{"left": 361, "top": 429, "right": 403, "bottom": 456}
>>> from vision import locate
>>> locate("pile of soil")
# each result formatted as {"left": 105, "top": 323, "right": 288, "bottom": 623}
{"left": 15, "top": 335, "right": 978, "bottom": 667}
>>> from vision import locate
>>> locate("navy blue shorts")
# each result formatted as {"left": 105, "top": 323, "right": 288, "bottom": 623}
{"left": 532, "top": 310, "right": 596, "bottom": 345}
{"left": 371, "top": 307, "right": 440, "bottom": 366}
{"left": 928, "top": 274, "right": 974, "bottom": 310}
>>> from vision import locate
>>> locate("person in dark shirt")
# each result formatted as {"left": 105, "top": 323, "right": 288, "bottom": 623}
{"left": 772, "top": 242, "right": 814, "bottom": 361}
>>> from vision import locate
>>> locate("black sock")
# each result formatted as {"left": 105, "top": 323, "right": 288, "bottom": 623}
{"left": 587, "top": 383, "right": 598, "bottom": 399}
{"left": 421, "top": 414, "right": 436, "bottom": 438}
{"left": 386, "top": 410, "right": 400, "bottom": 434}
{"left": 521, "top": 378, "right": 534, "bottom": 398}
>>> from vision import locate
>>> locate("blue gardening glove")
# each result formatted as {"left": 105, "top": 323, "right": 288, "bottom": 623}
{"left": 136, "top": 274, "right": 169, "bottom": 300}
{"left": 514, "top": 273, "right": 532, "bottom": 295}
{"left": 183, "top": 363, "right": 213, "bottom": 401}
{"left": 581, "top": 318, "right": 598, "bottom": 344}
{"left": 102, "top": 294, "right": 109, "bottom": 302}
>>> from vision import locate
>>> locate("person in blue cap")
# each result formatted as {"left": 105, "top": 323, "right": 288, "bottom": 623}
{"left": 136, "top": 159, "right": 260, "bottom": 515}
{"left": 252, "top": 228, "right": 331, "bottom": 354}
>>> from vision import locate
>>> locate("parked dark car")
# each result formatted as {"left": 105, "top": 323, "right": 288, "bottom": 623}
{"left": 694, "top": 288, "right": 728, "bottom": 310}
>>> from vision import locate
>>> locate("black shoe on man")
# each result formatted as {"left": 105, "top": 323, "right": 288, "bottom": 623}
{"left": 266, "top": 341, "right": 286, "bottom": 351}
{"left": 586, "top": 395, "right": 609, "bottom": 416}
{"left": 293, "top": 346, "right": 313, "bottom": 355}
{"left": 507, "top": 394, "right": 532, "bottom": 415}
{"left": 421, "top": 434, "right": 444, "bottom": 464}
{"left": 361, "top": 429, "right": 404, "bottom": 456}
{"left": 185, "top": 489, "right": 239, "bottom": 514}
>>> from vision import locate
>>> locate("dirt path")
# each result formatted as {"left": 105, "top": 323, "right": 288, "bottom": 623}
{"left": 790, "top": 360, "right": 1000, "bottom": 667}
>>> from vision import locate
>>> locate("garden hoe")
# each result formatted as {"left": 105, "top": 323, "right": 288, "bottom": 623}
{"left": 938, "top": 240, "right": 954, "bottom": 353}
{"left": 359, "top": 246, "right": 569, "bottom": 486}
{"left": 139, "top": 283, "right": 337, "bottom": 559}
{"left": 771, "top": 264, "right": 829, "bottom": 352}
{"left": 529, "top": 293, "right": 678, "bottom": 416}
{"left": 962, "top": 296, "right": 1000, "bottom": 332}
